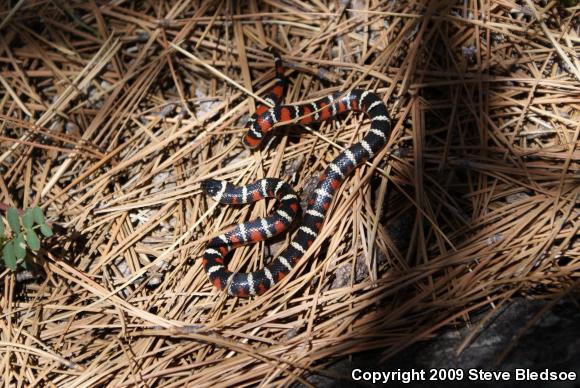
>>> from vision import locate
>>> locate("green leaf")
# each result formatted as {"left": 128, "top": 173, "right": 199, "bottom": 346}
{"left": 2, "top": 241, "right": 16, "bottom": 270}
{"left": 22, "top": 209, "right": 34, "bottom": 229}
{"left": 7, "top": 208, "right": 20, "bottom": 232}
{"left": 0, "top": 217, "right": 4, "bottom": 237}
{"left": 32, "top": 207, "right": 46, "bottom": 226}
{"left": 14, "top": 233, "right": 26, "bottom": 260}
{"left": 40, "top": 224, "right": 53, "bottom": 237}
{"left": 26, "top": 228, "right": 40, "bottom": 251}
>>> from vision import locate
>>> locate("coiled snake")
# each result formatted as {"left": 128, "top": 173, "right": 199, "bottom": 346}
{"left": 201, "top": 52, "right": 391, "bottom": 296}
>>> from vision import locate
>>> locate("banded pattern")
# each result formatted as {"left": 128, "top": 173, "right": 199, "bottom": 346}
{"left": 201, "top": 51, "right": 391, "bottom": 296}
{"left": 201, "top": 179, "right": 301, "bottom": 296}
{"left": 244, "top": 51, "right": 285, "bottom": 147}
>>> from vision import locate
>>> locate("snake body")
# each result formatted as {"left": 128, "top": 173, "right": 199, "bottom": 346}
{"left": 201, "top": 52, "right": 391, "bottom": 296}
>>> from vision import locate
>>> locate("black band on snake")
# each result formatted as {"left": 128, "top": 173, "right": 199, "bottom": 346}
{"left": 201, "top": 51, "right": 391, "bottom": 296}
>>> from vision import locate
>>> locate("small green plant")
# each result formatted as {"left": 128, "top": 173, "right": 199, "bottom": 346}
{"left": 1, "top": 207, "right": 53, "bottom": 270}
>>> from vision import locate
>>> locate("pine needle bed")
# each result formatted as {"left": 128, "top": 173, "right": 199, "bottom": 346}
{"left": 0, "top": 1, "right": 578, "bottom": 386}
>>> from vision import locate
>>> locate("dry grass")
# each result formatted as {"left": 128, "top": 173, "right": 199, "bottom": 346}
{"left": 0, "top": 0, "right": 579, "bottom": 386}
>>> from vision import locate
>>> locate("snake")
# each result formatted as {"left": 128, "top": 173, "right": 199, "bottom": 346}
{"left": 201, "top": 51, "right": 391, "bottom": 296}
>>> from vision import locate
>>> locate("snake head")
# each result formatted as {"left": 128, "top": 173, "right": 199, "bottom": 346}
{"left": 200, "top": 179, "right": 225, "bottom": 199}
